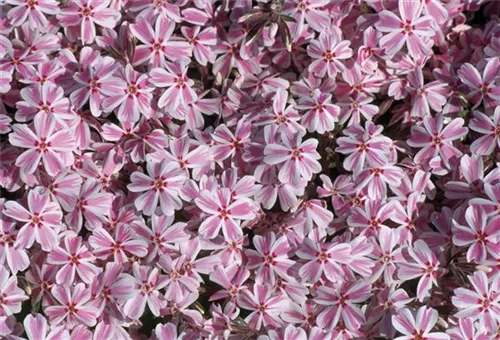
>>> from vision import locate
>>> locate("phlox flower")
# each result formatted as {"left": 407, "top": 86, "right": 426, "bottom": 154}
{"left": 9, "top": 117, "right": 76, "bottom": 176}
{"left": 130, "top": 17, "right": 191, "bottom": 69}
{"left": 296, "top": 238, "right": 352, "bottom": 283}
{"left": 392, "top": 306, "right": 450, "bottom": 340}
{"left": 23, "top": 314, "right": 69, "bottom": 340}
{"left": 57, "top": 0, "right": 121, "bottom": 45}
{"left": 47, "top": 234, "right": 101, "bottom": 285}
{"left": 397, "top": 240, "right": 442, "bottom": 302}
{"left": 264, "top": 132, "right": 321, "bottom": 186}
{"left": 306, "top": 28, "right": 352, "bottom": 78}
{"left": 0, "top": 265, "right": 29, "bottom": 316}
{"left": 102, "top": 64, "right": 153, "bottom": 123}
{"left": 127, "top": 159, "right": 186, "bottom": 216}
{"left": 469, "top": 107, "right": 500, "bottom": 155}
{"left": 296, "top": 89, "right": 340, "bottom": 134}
{"left": 246, "top": 232, "right": 294, "bottom": 285}
{"left": 452, "top": 206, "right": 500, "bottom": 264}
{"left": 376, "top": 0, "right": 435, "bottom": 59}
{"left": 194, "top": 188, "right": 256, "bottom": 240}
{"left": 452, "top": 271, "right": 500, "bottom": 332}
{"left": 4, "top": 189, "right": 62, "bottom": 251}
{"left": 407, "top": 113, "right": 468, "bottom": 168}
{"left": 238, "top": 283, "right": 288, "bottom": 331}
{"left": 45, "top": 283, "right": 99, "bottom": 329}
{"left": 6, "top": 0, "right": 59, "bottom": 28}
{"left": 315, "top": 280, "right": 372, "bottom": 330}
{"left": 120, "top": 262, "right": 168, "bottom": 319}
{"left": 149, "top": 60, "right": 197, "bottom": 111}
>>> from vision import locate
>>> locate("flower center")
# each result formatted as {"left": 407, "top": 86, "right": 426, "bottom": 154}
{"left": 127, "top": 84, "right": 138, "bottom": 95}
{"left": 27, "top": 0, "right": 37, "bottom": 9}
{"left": 67, "top": 303, "right": 78, "bottom": 314}
{"left": 476, "top": 231, "right": 487, "bottom": 244}
{"left": 81, "top": 7, "right": 92, "bottom": 17}
{"left": 323, "top": 50, "right": 335, "bottom": 61}
{"left": 402, "top": 23, "right": 412, "bottom": 33}
{"left": 153, "top": 42, "right": 162, "bottom": 51}
{"left": 153, "top": 178, "right": 167, "bottom": 191}
{"left": 291, "top": 148, "right": 301, "bottom": 159}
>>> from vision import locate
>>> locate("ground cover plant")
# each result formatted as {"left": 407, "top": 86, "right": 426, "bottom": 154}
{"left": 0, "top": 0, "right": 500, "bottom": 339}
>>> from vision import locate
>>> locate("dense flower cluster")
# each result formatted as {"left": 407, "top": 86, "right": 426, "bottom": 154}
{"left": 1, "top": 0, "right": 500, "bottom": 339}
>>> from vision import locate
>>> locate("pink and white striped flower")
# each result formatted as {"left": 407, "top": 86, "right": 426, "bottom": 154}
{"left": 7, "top": 0, "right": 59, "bottom": 28}
{"left": 45, "top": 283, "right": 99, "bottom": 329}
{"left": 452, "top": 206, "right": 500, "bottom": 264}
{"left": 149, "top": 60, "right": 198, "bottom": 111}
{"left": 0, "top": 265, "right": 29, "bottom": 316}
{"left": 392, "top": 306, "right": 450, "bottom": 340}
{"left": 238, "top": 283, "right": 288, "bottom": 331}
{"left": 57, "top": 0, "right": 121, "bottom": 45}
{"left": 47, "top": 234, "right": 101, "bottom": 285}
{"left": 130, "top": 17, "right": 191, "bottom": 69}
{"left": 375, "top": 0, "right": 435, "bottom": 59}
{"left": 195, "top": 188, "right": 256, "bottom": 240}
{"left": 264, "top": 132, "right": 321, "bottom": 186}
{"left": 4, "top": 189, "right": 62, "bottom": 251}
{"left": 306, "top": 28, "right": 353, "bottom": 78}
{"left": 315, "top": 280, "right": 372, "bottom": 330}
{"left": 9, "top": 117, "right": 76, "bottom": 176}
{"left": 127, "top": 159, "right": 186, "bottom": 216}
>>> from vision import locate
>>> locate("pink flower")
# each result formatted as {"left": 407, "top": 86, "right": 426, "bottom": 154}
{"left": 57, "top": 0, "right": 121, "bottom": 45}
{"left": 88, "top": 225, "right": 148, "bottom": 263}
{"left": 407, "top": 66, "right": 450, "bottom": 117}
{"left": 181, "top": 26, "right": 217, "bottom": 66}
{"left": 4, "top": 189, "right": 62, "bottom": 251}
{"left": 392, "top": 306, "right": 450, "bottom": 340}
{"left": 256, "top": 88, "right": 305, "bottom": 135}
{"left": 23, "top": 314, "right": 69, "bottom": 340}
{"left": 336, "top": 122, "right": 392, "bottom": 174}
{"left": 452, "top": 206, "right": 500, "bottom": 264}
{"left": 7, "top": 0, "right": 59, "bottom": 28}
{"left": 238, "top": 283, "right": 288, "bottom": 330}
{"left": 282, "top": 0, "right": 331, "bottom": 32}
{"left": 120, "top": 262, "right": 168, "bottom": 319}
{"left": 469, "top": 107, "right": 500, "bottom": 155}
{"left": 457, "top": 58, "right": 500, "bottom": 109}
{"left": 149, "top": 60, "right": 198, "bottom": 111}
{"left": 315, "top": 280, "right": 371, "bottom": 330}
{"left": 70, "top": 56, "right": 119, "bottom": 117}
{"left": 102, "top": 63, "right": 153, "bottom": 123}
{"left": 0, "top": 266, "right": 29, "bottom": 316}
{"left": 45, "top": 283, "right": 99, "bottom": 329}
{"left": 66, "top": 178, "right": 112, "bottom": 232}
{"left": 9, "top": 117, "right": 76, "bottom": 176}
{"left": 296, "top": 89, "right": 340, "bottom": 134}
{"left": 157, "top": 254, "right": 199, "bottom": 302}
{"left": 209, "top": 264, "right": 250, "bottom": 301}
{"left": 132, "top": 214, "right": 189, "bottom": 261}
{"left": 47, "top": 234, "right": 101, "bottom": 285}
{"left": 407, "top": 114, "right": 468, "bottom": 167}
{"left": 0, "top": 218, "right": 29, "bottom": 274}
{"left": 447, "top": 317, "right": 490, "bottom": 340}
{"left": 397, "top": 240, "right": 442, "bottom": 302}
{"left": 264, "top": 132, "right": 321, "bottom": 185}
{"left": 16, "top": 83, "right": 75, "bottom": 127}
{"left": 307, "top": 28, "right": 353, "bottom": 78}
{"left": 246, "top": 232, "right": 294, "bottom": 285}
{"left": 452, "top": 271, "right": 500, "bottom": 332}
{"left": 127, "top": 159, "right": 186, "bottom": 216}
{"left": 211, "top": 121, "right": 251, "bottom": 163}
{"left": 296, "top": 238, "right": 352, "bottom": 283}
{"left": 376, "top": 0, "right": 435, "bottom": 59}
{"left": 194, "top": 188, "right": 256, "bottom": 240}
{"left": 89, "top": 263, "right": 135, "bottom": 315}
{"left": 130, "top": 17, "right": 191, "bottom": 69}
{"left": 338, "top": 92, "right": 379, "bottom": 126}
